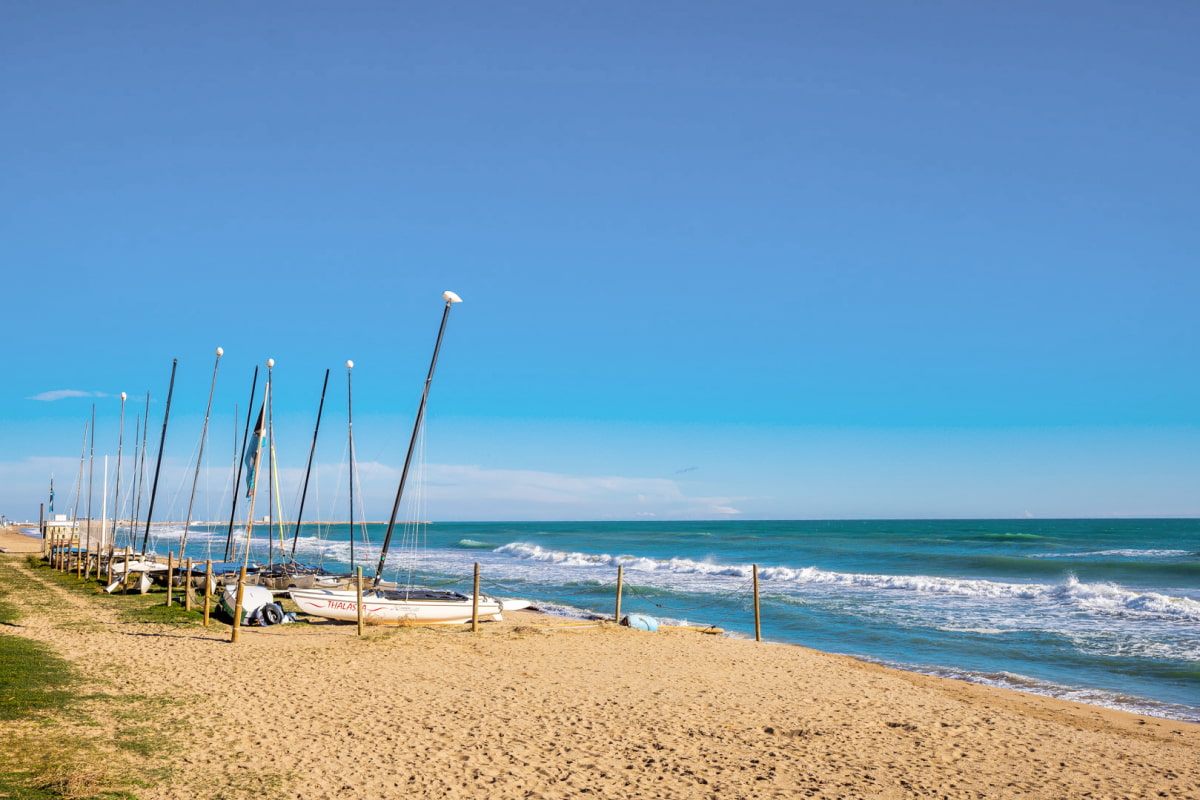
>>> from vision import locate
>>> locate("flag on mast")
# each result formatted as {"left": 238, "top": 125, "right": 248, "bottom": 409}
{"left": 244, "top": 404, "right": 266, "bottom": 498}
{"left": 49, "top": 475, "right": 55, "bottom": 514}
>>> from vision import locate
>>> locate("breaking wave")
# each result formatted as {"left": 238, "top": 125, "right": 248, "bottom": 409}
{"left": 493, "top": 542, "right": 1200, "bottom": 623}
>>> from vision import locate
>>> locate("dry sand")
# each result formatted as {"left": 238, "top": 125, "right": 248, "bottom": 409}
{"left": 1, "top": 535, "right": 1197, "bottom": 799}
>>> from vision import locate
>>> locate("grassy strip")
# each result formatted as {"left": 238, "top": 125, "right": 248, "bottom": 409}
{"left": 0, "top": 563, "right": 78, "bottom": 722}
{"left": 25, "top": 556, "right": 208, "bottom": 626}
{"left": 0, "top": 557, "right": 176, "bottom": 798}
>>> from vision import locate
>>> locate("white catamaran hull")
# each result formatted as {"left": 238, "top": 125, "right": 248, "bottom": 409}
{"left": 288, "top": 588, "right": 508, "bottom": 625}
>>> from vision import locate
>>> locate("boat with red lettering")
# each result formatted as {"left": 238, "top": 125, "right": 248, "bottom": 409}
{"left": 288, "top": 586, "right": 513, "bottom": 625}
{"left": 288, "top": 291, "right": 530, "bottom": 626}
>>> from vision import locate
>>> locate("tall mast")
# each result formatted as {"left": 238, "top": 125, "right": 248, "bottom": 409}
{"left": 140, "top": 359, "right": 178, "bottom": 555}
{"left": 130, "top": 393, "right": 150, "bottom": 549}
{"left": 372, "top": 291, "right": 463, "bottom": 589}
{"left": 224, "top": 367, "right": 259, "bottom": 561}
{"left": 100, "top": 456, "right": 108, "bottom": 552}
{"left": 266, "top": 359, "right": 275, "bottom": 567}
{"left": 86, "top": 404, "right": 95, "bottom": 550}
{"left": 72, "top": 419, "right": 87, "bottom": 525}
{"left": 347, "top": 360, "right": 357, "bottom": 570}
{"left": 290, "top": 368, "right": 330, "bottom": 561}
{"left": 241, "top": 373, "right": 270, "bottom": 568}
{"left": 110, "top": 393, "right": 126, "bottom": 548}
{"left": 180, "top": 347, "right": 222, "bottom": 557}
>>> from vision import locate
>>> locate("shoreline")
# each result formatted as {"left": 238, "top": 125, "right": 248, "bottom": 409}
{"left": 8, "top": 523, "right": 1198, "bottom": 726}
{"left": 0, "top": 550, "right": 1196, "bottom": 798}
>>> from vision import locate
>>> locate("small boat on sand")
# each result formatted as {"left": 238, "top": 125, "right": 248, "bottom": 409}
{"left": 288, "top": 587, "right": 519, "bottom": 625}
{"left": 293, "top": 291, "right": 530, "bottom": 625}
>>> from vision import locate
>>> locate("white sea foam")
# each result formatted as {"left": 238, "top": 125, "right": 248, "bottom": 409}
{"left": 1030, "top": 549, "right": 1194, "bottom": 559}
{"left": 493, "top": 543, "right": 1200, "bottom": 623}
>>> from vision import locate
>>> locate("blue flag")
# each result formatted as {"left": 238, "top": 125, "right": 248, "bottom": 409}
{"left": 244, "top": 404, "right": 266, "bottom": 498}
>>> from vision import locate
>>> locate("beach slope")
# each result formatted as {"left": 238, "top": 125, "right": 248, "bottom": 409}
{"left": 1, "top": 553, "right": 1196, "bottom": 799}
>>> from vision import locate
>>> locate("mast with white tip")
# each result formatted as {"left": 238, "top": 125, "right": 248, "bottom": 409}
{"left": 110, "top": 392, "right": 126, "bottom": 554}
{"left": 140, "top": 359, "right": 178, "bottom": 555}
{"left": 372, "top": 291, "right": 463, "bottom": 589}
{"left": 224, "top": 366, "right": 259, "bottom": 561}
{"left": 289, "top": 367, "right": 330, "bottom": 561}
{"left": 180, "top": 347, "right": 223, "bottom": 557}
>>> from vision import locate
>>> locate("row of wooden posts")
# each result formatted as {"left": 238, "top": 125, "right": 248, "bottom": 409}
{"left": 44, "top": 537, "right": 766, "bottom": 645}
{"left": 42, "top": 540, "right": 496, "bottom": 643}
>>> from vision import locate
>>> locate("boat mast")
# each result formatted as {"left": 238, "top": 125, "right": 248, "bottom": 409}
{"left": 86, "top": 404, "right": 94, "bottom": 551}
{"left": 266, "top": 359, "right": 276, "bottom": 567}
{"left": 241, "top": 372, "right": 270, "bottom": 568}
{"left": 140, "top": 359, "right": 178, "bottom": 555}
{"left": 347, "top": 360, "right": 356, "bottom": 570}
{"left": 129, "top": 393, "right": 150, "bottom": 549}
{"left": 110, "top": 392, "right": 126, "bottom": 550}
{"left": 100, "top": 456, "right": 107, "bottom": 552}
{"left": 71, "top": 420, "right": 87, "bottom": 531}
{"left": 180, "top": 347, "right": 222, "bottom": 557}
{"left": 290, "top": 368, "right": 330, "bottom": 561}
{"left": 372, "top": 291, "right": 462, "bottom": 589}
{"left": 223, "top": 366, "right": 259, "bottom": 562}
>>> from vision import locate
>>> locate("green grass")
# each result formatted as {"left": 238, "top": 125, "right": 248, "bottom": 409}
{"left": 0, "top": 557, "right": 177, "bottom": 798}
{"left": 0, "top": 634, "right": 76, "bottom": 721}
{"left": 22, "top": 558, "right": 211, "bottom": 627}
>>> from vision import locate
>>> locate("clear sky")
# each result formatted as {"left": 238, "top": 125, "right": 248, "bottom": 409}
{"left": 2, "top": 2, "right": 1197, "bottom": 523}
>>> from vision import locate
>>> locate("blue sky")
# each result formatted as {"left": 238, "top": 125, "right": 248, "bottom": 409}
{"left": 2, "top": 2, "right": 1197, "bottom": 522}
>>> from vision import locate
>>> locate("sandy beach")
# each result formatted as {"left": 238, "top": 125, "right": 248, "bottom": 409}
{"left": 1, "top": 530, "right": 1197, "bottom": 800}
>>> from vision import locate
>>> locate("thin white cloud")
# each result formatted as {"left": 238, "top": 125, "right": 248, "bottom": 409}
{"left": 0, "top": 456, "right": 744, "bottom": 523}
{"left": 416, "top": 464, "right": 744, "bottom": 520}
{"left": 27, "top": 389, "right": 109, "bottom": 402}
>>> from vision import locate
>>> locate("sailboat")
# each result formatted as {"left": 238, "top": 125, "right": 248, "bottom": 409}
{"left": 255, "top": 366, "right": 352, "bottom": 591}
{"left": 289, "top": 291, "right": 524, "bottom": 625}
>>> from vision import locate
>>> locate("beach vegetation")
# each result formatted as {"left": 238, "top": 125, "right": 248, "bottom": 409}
{"left": 21, "top": 557, "right": 206, "bottom": 626}
{"left": 0, "top": 557, "right": 173, "bottom": 798}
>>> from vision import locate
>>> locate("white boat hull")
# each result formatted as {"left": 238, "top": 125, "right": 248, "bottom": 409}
{"left": 110, "top": 558, "right": 169, "bottom": 574}
{"left": 220, "top": 584, "right": 280, "bottom": 624}
{"left": 288, "top": 588, "right": 508, "bottom": 625}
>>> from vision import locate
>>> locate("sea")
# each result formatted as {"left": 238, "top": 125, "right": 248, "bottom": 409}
{"left": 119, "top": 518, "right": 1200, "bottom": 723}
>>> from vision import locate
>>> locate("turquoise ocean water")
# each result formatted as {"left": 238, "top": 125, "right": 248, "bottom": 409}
{"left": 123, "top": 518, "right": 1199, "bottom": 722}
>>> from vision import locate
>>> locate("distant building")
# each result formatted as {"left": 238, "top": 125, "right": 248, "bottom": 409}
{"left": 45, "top": 514, "right": 78, "bottom": 538}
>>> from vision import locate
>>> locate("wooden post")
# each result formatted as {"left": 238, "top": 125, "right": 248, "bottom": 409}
{"left": 230, "top": 566, "right": 247, "bottom": 643}
{"left": 123, "top": 546, "right": 132, "bottom": 594}
{"left": 165, "top": 551, "right": 174, "bottom": 606}
{"left": 76, "top": 542, "right": 84, "bottom": 579}
{"left": 355, "top": 566, "right": 365, "bottom": 636}
{"left": 106, "top": 541, "right": 115, "bottom": 585}
{"left": 614, "top": 565, "right": 624, "bottom": 623}
{"left": 184, "top": 558, "right": 194, "bottom": 611}
{"left": 471, "top": 562, "right": 481, "bottom": 633}
{"left": 753, "top": 563, "right": 762, "bottom": 643}
{"left": 203, "top": 560, "right": 212, "bottom": 627}
{"left": 38, "top": 504, "right": 45, "bottom": 557}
